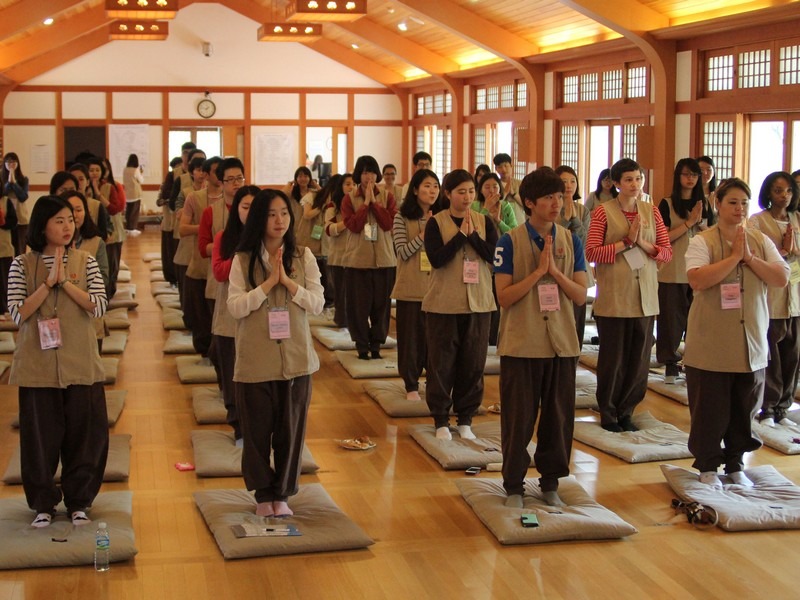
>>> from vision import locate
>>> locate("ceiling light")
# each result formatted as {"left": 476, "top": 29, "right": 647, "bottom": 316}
{"left": 285, "top": 0, "right": 366, "bottom": 22}
{"left": 43, "top": 17, "right": 54, "bottom": 25}
{"left": 258, "top": 22, "right": 323, "bottom": 42}
{"left": 105, "top": 0, "right": 177, "bottom": 20}
{"left": 109, "top": 19, "right": 169, "bottom": 40}
{"left": 351, "top": 43, "right": 359, "bottom": 49}
{"left": 397, "top": 21, "right": 408, "bottom": 32}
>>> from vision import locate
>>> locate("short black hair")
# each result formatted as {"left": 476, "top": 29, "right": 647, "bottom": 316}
{"left": 611, "top": 158, "right": 640, "bottom": 184}
{"left": 170, "top": 156, "right": 183, "bottom": 168}
{"left": 353, "top": 155, "right": 382, "bottom": 184}
{"left": 519, "top": 167, "right": 565, "bottom": 216}
{"left": 758, "top": 171, "right": 799, "bottom": 212}
{"left": 216, "top": 157, "right": 245, "bottom": 181}
{"left": 202, "top": 156, "right": 223, "bottom": 175}
{"left": 493, "top": 153, "right": 512, "bottom": 166}
{"left": 27, "top": 195, "right": 74, "bottom": 252}
{"left": 382, "top": 163, "right": 397, "bottom": 174}
{"left": 181, "top": 141, "right": 197, "bottom": 152}
{"left": 49, "top": 171, "right": 79, "bottom": 195}
{"left": 412, "top": 152, "right": 432, "bottom": 166}
{"left": 188, "top": 156, "right": 205, "bottom": 174}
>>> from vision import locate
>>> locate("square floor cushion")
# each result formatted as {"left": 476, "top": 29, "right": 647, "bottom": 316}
{"left": 307, "top": 313, "right": 337, "bottom": 328}
{"left": 163, "top": 330, "right": 195, "bottom": 354}
{"left": 647, "top": 374, "right": 689, "bottom": 406}
{"left": 102, "top": 357, "right": 119, "bottom": 384}
{"left": 0, "top": 491, "right": 137, "bottom": 569}
{"left": 149, "top": 270, "right": 165, "bottom": 282}
{"left": 191, "top": 430, "right": 319, "bottom": 477}
{"left": 457, "top": 477, "right": 637, "bottom": 545}
{"left": 573, "top": 412, "right": 691, "bottom": 463}
{"left": 661, "top": 464, "right": 800, "bottom": 531}
{"left": 575, "top": 367, "right": 599, "bottom": 410}
{"left": 193, "top": 485, "right": 373, "bottom": 560}
{"left": 335, "top": 350, "right": 399, "bottom": 379}
{"left": 116, "top": 283, "right": 136, "bottom": 297}
{"left": 116, "top": 269, "right": 131, "bottom": 283}
{"left": 156, "top": 295, "right": 182, "bottom": 310}
{"left": 142, "top": 252, "right": 161, "bottom": 262}
{"left": 151, "top": 281, "right": 177, "bottom": 297}
{"left": 311, "top": 327, "right": 396, "bottom": 351}
{"left": 101, "top": 331, "right": 128, "bottom": 355}
{"left": 361, "top": 380, "right": 487, "bottom": 418}
{"left": 2, "top": 434, "right": 131, "bottom": 484}
{"left": 162, "top": 307, "right": 186, "bottom": 331}
{"left": 176, "top": 355, "right": 216, "bottom": 383}
{"left": 105, "top": 307, "right": 131, "bottom": 330}
{"left": 750, "top": 415, "right": 800, "bottom": 455}
{"left": 0, "top": 331, "right": 16, "bottom": 354}
{"left": 192, "top": 387, "right": 227, "bottom": 424}
{"left": 409, "top": 422, "right": 533, "bottom": 470}
{"left": 108, "top": 289, "right": 139, "bottom": 311}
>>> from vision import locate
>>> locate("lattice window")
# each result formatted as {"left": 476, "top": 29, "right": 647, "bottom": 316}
{"left": 627, "top": 66, "right": 647, "bottom": 98}
{"left": 445, "top": 93, "right": 452, "bottom": 114}
{"left": 415, "top": 129, "right": 425, "bottom": 153}
{"left": 702, "top": 120, "right": 734, "bottom": 180}
{"left": 435, "top": 127, "right": 452, "bottom": 174}
{"left": 473, "top": 127, "right": 486, "bottom": 169}
{"left": 707, "top": 54, "right": 734, "bottom": 91}
{"left": 560, "top": 124, "right": 579, "bottom": 168}
{"left": 476, "top": 88, "right": 487, "bottom": 111}
{"left": 500, "top": 84, "right": 514, "bottom": 108}
{"left": 424, "top": 95, "right": 434, "bottom": 115}
{"left": 580, "top": 73, "right": 598, "bottom": 102}
{"left": 779, "top": 44, "right": 800, "bottom": 86}
{"left": 433, "top": 94, "right": 444, "bottom": 114}
{"left": 513, "top": 126, "right": 526, "bottom": 180}
{"left": 738, "top": 49, "right": 771, "bottom": 89}
{"left": 416, "top": 97, "right": 424, "bottom": 117}
{"left": 517, "top": 82, "right": 527, "bottom": 107}
{"left": 602, "top": 70, "right": 623, "bottom": 100}
{"left": 563, "top": 75, "right": 579, "bottom": 104}
{"left": 486, "top": 86, "right": 500, "bottom": 110}
{"left": 623, "top": 124, "right": 640, "bottom": 161}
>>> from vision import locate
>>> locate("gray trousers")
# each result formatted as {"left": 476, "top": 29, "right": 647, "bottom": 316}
{"left": 656, "top": 282, "right": 692, "bottom": 366}
{"left": 215, "top": 334, "right": 239, "bottom": 439}
{"left": 345, "top": 267, "right": 395, "bottom": 354}
{"left": 762, "top": 317, "right": 800, "bottom": 419}
{"left": 395, "top": 300, "right": 426, "bottom": 392}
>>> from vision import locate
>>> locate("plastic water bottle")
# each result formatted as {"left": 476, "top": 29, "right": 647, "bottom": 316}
{"left": 94, "top": 522, "right": 110, "bottom": 572}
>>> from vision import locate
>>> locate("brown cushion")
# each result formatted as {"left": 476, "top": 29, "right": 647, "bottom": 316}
{"left": 163, "top": 307, "right": 186, "bottom": 331}
{"left": 176, "top": 355, "right": 216, "bottom": 383}
{"left": 101, "top": 331, "right": 128, "bottom": 355}
{"left": 163, "top": 330, "right": 195, "bottom": 354}
{"left": 193, "top": 387, "right": 227, "bottom": 424}
{"left": 0, "top": 331, "right": 15, "bottom": 354}
{"left": 105, "top": 307, "right": 131, "bottom": 330}
{"left": 102, "top": 357, "right": 119, "bottom": 384}
{"left": 311, "top": 327, "right": 397, "bottom": 351}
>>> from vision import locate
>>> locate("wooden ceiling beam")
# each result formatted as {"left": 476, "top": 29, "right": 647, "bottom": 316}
{"left": 0, "top": 0, "right": 86, "bottom": 43}
{"left": 0, "top": 5, "right": 110, "bottom": 73}
{"left": 333, "top": 19, "right": 458, "bottom": 76}
{"left": 559, "top": 0, "right": 669, "bottom": 36}
{"left": 3, "top": 28, "right": 110, "bottom": 85}
{"left": 306, "top": 38, "right": 405, "bottom": 86}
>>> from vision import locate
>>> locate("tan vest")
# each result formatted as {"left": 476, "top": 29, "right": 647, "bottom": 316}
{"left": 99, "top": 183, "right": 125, "bottom": 245}
{"left": 498, "top": 224, "right": 581, "bottom": 358}
{"left": 86, "top": 198, "right": 101, "bottom": 232}
{"left": 749, "top": 210, "right": 800, "bottom": 319}
{"left": 391, "top": 217, "right": 430, "bottom": 302}
{"left": 161, "top": 204, "right": 175, "bottom": 232}
{"left": 325, "top": 205, "right": 347, "bottom": 266}
{"left": 232, "top": 250, "right": 320, "bottom": 382}
{"left": 503, "top": 178, "right": 524, "bottom": 225}
{"left": 684, "top": 227, "right": 771, "bottom": 373}
{"left": 204, "top": 201, "right": 228, "bottom": 300}
{"left": 593, "top": 200, "right": 659, "bottom": 318}
{"left": 341, "top": 189, "right": 396, "bottom": 269}
{"left": 295, "top": 192, "right": 324, "bottom": 257}
{"left": 0, "top": 197, "right": 14, "bottom": 258}
{"left": 658, "top": 197, "right": 701, "bottom": 285}
{"left": 76, "top": 235, "right": 106, "bottom": 340}
{"left": 182, "top": 189, "right": 210, "bottom": 277}
{"left": 421, "top": 210, "right": 496, "bottom": 314}
{"left": 212, "top": 279, "right": 236, "bottom": 337}
{"left": 173, "top": 173, "right": 194, "bottom": 242}
{"left": 9, "top": 250, "right": 105, "bottom": 387}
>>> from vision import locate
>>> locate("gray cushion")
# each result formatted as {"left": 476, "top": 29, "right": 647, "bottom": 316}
{"left": 148, "top": 260, "right": 163, "bottom": 271}
{"left": 307, "top": 313, "right": 337, "bottom": 328}
{"left": 191, "top": 430, "right": 319, "bottom": 477}
{"left": 362, "top": 380, "right": 486, "bottom": 418}
{"left": 409, "top": 422, "right": 533, "bottom": 470}
{"left": 457, "top": 477, "right": 638, "bottom": 544}
{"left": 3, "top": 434, "right": 131, "bottom": 484}
{"left": 105, "top": 308, "right": 131, "bottom": 330}
{"left": 176, "top": 355, "right": 216, "bottom": 383}
{"left": 573, "top": 411, "right": 691, "bottom": 463}
{"left": 0, "top": 331, "right": 15, "bottom": 354}
{"left": 101, "top": 357, "right": 119, "bottom": 384}
{"left": 151, "top": 281, "right": 176, "bottom": 296}
{"left": 108, "top": 289, "right": 138, "bottom": 311}
{"left": 0, "top": 491, "right": 137, "bottom": 569}
{"left": 116, "top": 269, "right": 131, "bottom": 283}
{"left": 13, "top": 390, "right": 125, "bottom": 429}
{"left": 119, "top": 260, "right": 130, "bottom": 271}
{"left": 163, "top": 330, "right": 195, "bottom": 354}
{"left": 116, "top": 283, "right": 136, "bottom": 297}
{"left": 149, "top": 270, "right": 165, "bottom": 282}
{"left": 156, "top": 294, "right": 181, "bottom": 309}
{"left": 751, "top": 414, "right": 800, "bottom": 455}
{"left": 0, "top": 319, "right": 17, "bottom": 331}
{"left": 193, "top": 485, "right": 373, "bottom": 559}
{"left": 661, "top": 464, "right": 800, "bottom": 531}
{"left": 575, "top": 367, "right": 599, "bottom": 410}
{"left": 101, "top": 331, "right": 128, "bottom": 355}
{"left": 335, "top": 350, "right": 399, "bottom": 378}
{"left": 647, "top": 374, "right": 689, "bottom": 405}
{"left": 578, "top": 345, "right": 599, "bottom": 369}
{"left": 311, "top": 327, "right": 396, "bottom": 351}
{"left": 193, "top": 387, "right": 227, "bottom": 424}
{"left": 163, "top": 307, "right": 186, "bottom": 330}
{"left": 142, "top": 252, "right": 161, "bottom": 262}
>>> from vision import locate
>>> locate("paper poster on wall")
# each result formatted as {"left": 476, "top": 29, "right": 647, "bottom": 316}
{"left": 30, "top": 145, "right": 52, "bottom": 174}
{"left": 255, "top": 133, "right": 296, "bottom": 185}
{"left": 109, "top": 125, "right": 150, "bottom": 179}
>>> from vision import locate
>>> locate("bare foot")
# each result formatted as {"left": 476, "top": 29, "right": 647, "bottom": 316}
{"left": 256, "top": 502, "right": 275, "bottom": 517}
{"left": 406, "top": 391, "right": 422, "bottom": 402}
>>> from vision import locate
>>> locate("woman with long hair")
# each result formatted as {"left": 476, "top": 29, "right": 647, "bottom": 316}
{"left": 697, "top": 155, "right": 718, "bottom": 211}
{"left": 283, "top": 166, "right": 320, "bottom": 225}
{"left": 584, "top": 168, "right": 618, "bottom": 213}
{"left": 324, "top": 174, "right": 354, "bottom": 328}
{"left": 226, "top": 189, "right": 323, "bottom": 517}
{"left": 656, "top": 158, "right": 714, "bottom": 383}
{"left": 123, "top": 153, "right": 144, "bottom": 232}
{"left": 299, "top": 175, "right": 337, "bottom": 309}
{"left": 2, "top": 152, "right": 30, "bottom": 255}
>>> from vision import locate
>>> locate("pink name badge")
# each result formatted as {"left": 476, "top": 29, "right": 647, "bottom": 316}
{"left": 720, "top": 282, "right": 742, "bottom": 310}
{"left": 268, "top": 309, "right": 291, "bottom": 340}
{"left": 538, "top": 283, "right": 560, "bottom": 312}
{"left": 463, "top": 258, "right": 479, "bottom": 284}
{"left": 38, "top": 317, "right": 63, "bottom": 350}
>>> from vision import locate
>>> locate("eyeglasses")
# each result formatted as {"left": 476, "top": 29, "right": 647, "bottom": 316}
{"left": 223, "top": 176, "right": 245, "bottom": 184}
{"left": 681, "top": 172, "right": 700, "bottom": 178}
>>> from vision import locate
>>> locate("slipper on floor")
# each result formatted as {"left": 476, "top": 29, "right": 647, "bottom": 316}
{"left": 31, "top": 513, "right": 52, "bottom": 528}
{"left": 71, "top": 511, "right": 91, "bottom": 526}
{"left": 487, "top": 403, "right": 501, "bottom": 414}
{"left": 337, "top": 437, "right": 376, "bottom": 450}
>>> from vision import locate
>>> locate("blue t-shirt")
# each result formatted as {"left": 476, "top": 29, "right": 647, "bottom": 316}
{"left": 493, "top": 222, "right": 586, "bottom": 275}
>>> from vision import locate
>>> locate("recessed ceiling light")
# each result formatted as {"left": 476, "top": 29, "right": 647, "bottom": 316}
{"left": 351, "top": 43, "right": 359, "bottom": 49}
{"left": 397, "top": 21, "right": 408, "bottom": 32}
{"left": 43, "top": 17, "right": 54, "bottom": 25}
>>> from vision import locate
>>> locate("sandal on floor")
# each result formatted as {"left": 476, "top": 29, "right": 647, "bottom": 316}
{"left": 71, "top": 511, "right": 91, "bottom": 526}
{"left": 31, "top": 513, "right": 52, "bottom": 528}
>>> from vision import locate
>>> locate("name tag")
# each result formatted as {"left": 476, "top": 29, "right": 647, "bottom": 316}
{"left": 311, "top": 224, "right": 323, "bottom": 240}
{"left": 790, "top": 261, "right": 800, "bottom": 285}
{"left": 419, "top": 250, "right": 431, "bottom": 272}
{"left": 538, "top": 283, "right": 560, "bottom": 312}
{"left": 363, "top": 223, "right": 377, "bottom": 241}
{"left": 268, "top": 308, "right": 291, "bottom": 340}
{"left": 38, "top": 317, "right": 63, "bottom": 350}
{"left": 623, "top": 246, "right": 646, "bottom": 270}
{"left": 720, "top": 282, "right": 741, "bottom": 310}
{"left": 463, "top": 258, "right": 479, "bottom": 284}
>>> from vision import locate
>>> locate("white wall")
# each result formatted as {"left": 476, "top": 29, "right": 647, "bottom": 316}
{"left": 353, "top": 126, "right": 402, "bottom": 169}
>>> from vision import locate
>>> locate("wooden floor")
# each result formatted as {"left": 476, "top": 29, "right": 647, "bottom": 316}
{"left": 0, "top": 230, "right": 799, "bottom": 599}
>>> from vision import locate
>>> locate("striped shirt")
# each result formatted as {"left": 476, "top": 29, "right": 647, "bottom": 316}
{"left": 8, "top": 253, "right": 108, "bottom": 324}
{"left": 585, "top": 205, "right": 672, "bottom": 264}
{"left": 392, "top": 212, "right": 426, "bottom": 262}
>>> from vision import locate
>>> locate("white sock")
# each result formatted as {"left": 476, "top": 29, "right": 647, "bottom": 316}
{"left": 435, "top": 426, "right": 452, "bottom": 441}
{"left": 504, "top": 494, "right": 523, "bottom": 508}
{"left": 728, "top": 471, "right": 754, "bottom": 487}
{"left": 406, "top": 391, "right": 422, "bottom": 402}
{"left": 699, "top": 471, "right": 723, "bottom": 489}
{"left": 778, "top": 417, "right": 794, "bottom": 427}
{"left": 761, "top": 417, "right": 776, "bottom": 428}
{"left": 543, "top": 491, "right": 565, "bottom": 507}
{"left": 235, "top": 437, "right": 244, "bottom": 449}
{"left": 457, "top": 425, "right": 476, "bottom": 440}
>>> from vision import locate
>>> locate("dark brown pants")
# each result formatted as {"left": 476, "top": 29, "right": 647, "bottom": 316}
{"left": 160, "top": 231, "right": 177, "bottom": 284}
{"left": 762, "top": 317, "right": 800, "bottom": 420}
{"left": 0, "top": 256, "right": 11, "bottom": 315}
{"left": 425, "top": 312, "right": 490, "bottom": 428}
{"left": 656, "top": 282, "right": 692, "bottom": 366}
{"left": 574, "top": 302, "right": 587, "bottom": 350}
{"left": 328, "top": 264, "right": 347, "bottom": 327}
{"left": 501, "top": 355, "right": 577, "bottom": 496}
{"left": 14, "top": 224, "right": 28, "bottom": 256}
{"left": 345, "top": 267, "right": 395, "bottom": 354}
{"left": 316, "top": 256, "right": 333, "bottom": 308}
{"left": 395, "top": 300, "right": 426, "bottom": 392}
{"left": 214, "top": 334, "right": 239, "bottom": 439}
{"left": 125, "top": 200, "right": 141, "bottom": 231}
{"left": 184, "top": 276, "right": 212, "bottom": 357}
{"left": 595, "top": 315, "right": 653, "bottom": 426}
{"left": 236, "top": 376, "right": 311, "bottom": 503}
{"left": 175, "top": 264, "right": 188, "bottom": 313}
{"left": 19, "top": 383, "right": 109, "bottom": 514}
{"left": 686, "top": 367, "right": 763, "bottom": 473}
{"left": 106, "top": 241, "right": 122, "bottom": 299}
